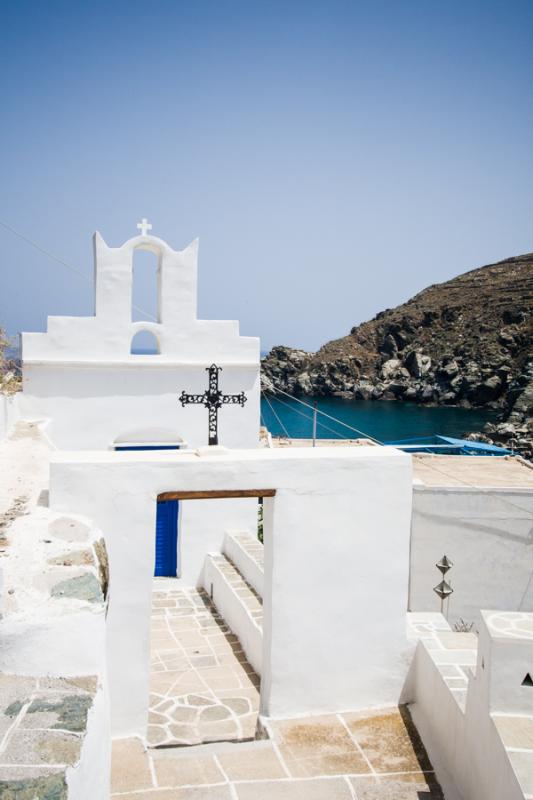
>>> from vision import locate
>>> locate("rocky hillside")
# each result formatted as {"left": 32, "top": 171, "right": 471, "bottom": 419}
{"left": 261, "top": 253, "right": 533, "bottom": 457}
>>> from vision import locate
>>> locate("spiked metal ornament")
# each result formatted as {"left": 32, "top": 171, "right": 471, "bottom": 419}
{"left": 433, "top": 580, "right": 453, "bottom": 600}
{"left": 436, "top": 555, "right": 453, "bottom": 575}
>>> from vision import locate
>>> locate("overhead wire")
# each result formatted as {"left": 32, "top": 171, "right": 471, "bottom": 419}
{"left": 263, "top": 393, "right": 290, "bottom": 438}
{"left": 266, "top": 393, "right": 347, "bottom": 440}
{"left": 266, "top": 386, "right": 383, "bottom": 444}
{"left": 0, "top": 218, "right": 157, "bottom": 322}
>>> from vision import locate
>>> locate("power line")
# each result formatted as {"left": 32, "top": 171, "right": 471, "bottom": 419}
{"left": 0, "top": 219, "right": 157, "bottom": 322}
{"left": 266, "top": 386, "right": 383, "bottom": 444}
{"left": 263, "top": 393, "right": 290, "bottom": 438}
{"left": 267, "top": 393, "right": 347, "bottom": 440}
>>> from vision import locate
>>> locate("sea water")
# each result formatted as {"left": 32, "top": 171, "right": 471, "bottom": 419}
{"left": 261, "top": 394, "right": 498, "bottom": 442}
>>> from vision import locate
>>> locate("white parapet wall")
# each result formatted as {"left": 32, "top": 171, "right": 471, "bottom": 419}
{"left": 49, "top": 443, "right": 413, "bottom": 735}
{"left": 410, "top": 485, "right": 533, "bottom": 627}
{"left": 203, "top": 552, "right": 263, "bottom": 675}
{"left": 407, "top": 610, "right": 533, "bottom": 800}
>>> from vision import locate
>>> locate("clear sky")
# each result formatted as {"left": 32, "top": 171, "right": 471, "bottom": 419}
{"left": 1, "top": 0, "right": 532, "bottom": 353}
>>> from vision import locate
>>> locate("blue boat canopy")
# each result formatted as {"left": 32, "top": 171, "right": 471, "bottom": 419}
{"left": 384, "top": 434, "right": 512, "bottom": 456}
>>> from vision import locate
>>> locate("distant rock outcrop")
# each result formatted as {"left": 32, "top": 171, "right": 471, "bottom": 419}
{"left": 0, "top": 328, "right": 21, "bottom": 395}
{"left": 261, "top": 253, "right": 533, "bottom": 458}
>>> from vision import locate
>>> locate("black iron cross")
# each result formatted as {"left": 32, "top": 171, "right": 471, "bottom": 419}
{"left": 179, "top": 364, "right": 247, "bottom": 446}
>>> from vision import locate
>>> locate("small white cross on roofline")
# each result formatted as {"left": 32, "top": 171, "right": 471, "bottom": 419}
{"left": 136, "top": 217, "right": 152, "bottom": 236}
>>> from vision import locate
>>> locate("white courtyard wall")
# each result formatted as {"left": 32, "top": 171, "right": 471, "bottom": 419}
{"left": 49, "top": 445, "right": 413, "bottom": 738}
{"left": 410, "top": 486, "right": 533, "bottom": 626}
{"left": 261, "top": 453, "right": 414, "bottom": 719}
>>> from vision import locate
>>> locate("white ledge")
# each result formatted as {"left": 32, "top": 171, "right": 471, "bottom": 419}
{"left": 23, "top": 358, "right": 259, "bottom": 369}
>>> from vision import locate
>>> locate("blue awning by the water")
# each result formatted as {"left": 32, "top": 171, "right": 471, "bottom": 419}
{"left": 435, "top": 436, "right": 512, "bottom": 455}
{"left": 384, "top": 434, "right": 513, "bottom": 455}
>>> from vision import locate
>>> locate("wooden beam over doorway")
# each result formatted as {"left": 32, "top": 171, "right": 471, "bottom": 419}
{"left": 157, "top": 489, "right": 277, "bottom": 501}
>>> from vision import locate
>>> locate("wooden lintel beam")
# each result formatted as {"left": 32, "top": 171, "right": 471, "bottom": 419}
{"left": 157, "top": 489, "right": 276, "bottom": 501}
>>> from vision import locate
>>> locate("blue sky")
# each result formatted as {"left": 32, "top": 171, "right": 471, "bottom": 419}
{"left": 1, "top": 0, "right": 532, "bottom": 352}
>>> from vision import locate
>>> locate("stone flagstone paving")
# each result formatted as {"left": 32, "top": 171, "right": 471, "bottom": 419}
{"left": 114, "top": 587, "right": 446, "bottom": 796}
{"left": 112, "top": 706, "right": 444, "bottom": 799}
{"left": 148, "top": 587, "right": 260, "bottom": 747}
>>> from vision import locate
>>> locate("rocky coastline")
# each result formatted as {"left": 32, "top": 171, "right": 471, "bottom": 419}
{"left": 261, "top": 254, "right": 532, "bottom": 459}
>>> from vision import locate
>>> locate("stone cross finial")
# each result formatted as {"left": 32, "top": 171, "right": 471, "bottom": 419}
{"left": 136, "top": 218, "right": 152, "bottom": 236}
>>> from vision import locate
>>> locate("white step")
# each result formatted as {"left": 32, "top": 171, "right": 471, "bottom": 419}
{"left": 223, "top": 530, "right": 264, "bottom": 599}
{"left": 202, "top": 552, "right": 263, "bottom": 676}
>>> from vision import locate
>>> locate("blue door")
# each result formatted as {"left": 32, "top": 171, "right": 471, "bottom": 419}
{"left": 155, "top": 499, "right": 179, "bottom": 577}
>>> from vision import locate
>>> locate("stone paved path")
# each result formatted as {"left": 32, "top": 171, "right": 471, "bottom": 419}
{"left": 148, "top": 587, "right": 260, "bottom": 747}
{"left": 112, "top": 706, "right": 444, "bottom": 799}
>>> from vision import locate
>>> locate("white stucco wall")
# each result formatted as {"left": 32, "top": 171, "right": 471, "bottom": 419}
{"left": 20, "top": 230, "right": 260, "bottom": 450}
{"left": 0, "top": 392, "right": 19, "bottom": 441}
{"left": 260, "top": 452, "right": 414, "bottom": 719}
{"left": 177, "top": 498, "right": 257, "bottom": 586}
{"left": 49, "top": 445, "right": 413, "bottom": 737}
{"left": 19, "top": 364, "right": 260, "bottom": 450}
{"left": 408, "top": 612, "right": 533, "bottom": 800}
{"left": 66, "top": 682, "right": 110, "bottom": 800}
{"left": 410, "top": 487, "right": 533, "bottom": 626}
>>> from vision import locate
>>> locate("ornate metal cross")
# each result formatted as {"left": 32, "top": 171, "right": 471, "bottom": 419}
{"left": 179, "top": 364, "right": 247, "bottom": 445}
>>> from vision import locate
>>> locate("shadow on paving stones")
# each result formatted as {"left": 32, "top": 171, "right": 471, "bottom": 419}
{"left": 398, "top": 705, "right": 444, "bottom": 799}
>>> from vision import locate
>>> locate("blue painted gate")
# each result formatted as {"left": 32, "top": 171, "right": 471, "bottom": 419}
{"left": 154, "top": 499, "right": 179, "bottom": 577}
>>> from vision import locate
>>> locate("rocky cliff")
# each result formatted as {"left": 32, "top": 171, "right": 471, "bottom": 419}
{"left": 261, "top": 253, "right": 533, "bottom": 457}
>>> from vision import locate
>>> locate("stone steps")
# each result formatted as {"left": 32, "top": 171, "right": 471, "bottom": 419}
{"left": 222, "top": 530, "right": 264, "bottom": 598}
{"left": 202, "top": 552, "right": 263, "bottom": 677}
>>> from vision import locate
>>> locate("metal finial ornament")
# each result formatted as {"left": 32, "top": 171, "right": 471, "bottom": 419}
{"left": 433, "top": 554, "right": 453, "bottom": 615}
{"left": 436, "top": 555, "right": 453, "bottom": 575}
{"left": 433, "top": 580, "right": 453, "bottom": 600}
{"left": 179, "top": 364, "right": 247, "bottom": 446}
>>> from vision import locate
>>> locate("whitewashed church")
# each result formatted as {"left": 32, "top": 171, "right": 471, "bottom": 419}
{"left": 1, "top": 221, "right": 533, "bottom": 800}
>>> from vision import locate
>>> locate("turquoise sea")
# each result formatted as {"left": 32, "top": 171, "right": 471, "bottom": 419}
{"left": 260, "top": 394, "right": 498, "bottom": 443}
